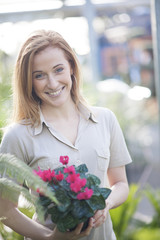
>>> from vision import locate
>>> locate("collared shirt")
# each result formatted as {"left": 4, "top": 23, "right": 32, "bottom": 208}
{"left": 0, "top": 104, "right": 132, "bottom": 240}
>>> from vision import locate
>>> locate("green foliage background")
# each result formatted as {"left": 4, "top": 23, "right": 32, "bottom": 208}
{"left": 0, "top": 50, "right": 12, "bottom": 142}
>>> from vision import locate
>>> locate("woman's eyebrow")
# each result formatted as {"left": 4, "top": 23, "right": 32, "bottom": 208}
{"left": 32, "top": 70, "right": 43, "bottom": 74}
{"left": 32, "top": 64, "right": 64, "bottom": 74}
{"left": 52, "top": 63, "right": 63, "bottom": 69}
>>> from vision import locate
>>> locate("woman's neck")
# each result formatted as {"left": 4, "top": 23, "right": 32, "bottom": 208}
{"left": 41, "top": 100, "right": 79, "bottom": 122}
{"left": 40, "top": 101, "right": 80, "bottom": 145}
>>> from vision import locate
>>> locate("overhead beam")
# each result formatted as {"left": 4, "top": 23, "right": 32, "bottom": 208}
{"left": 0, "top": 0, "right": 150, "bottom": 23}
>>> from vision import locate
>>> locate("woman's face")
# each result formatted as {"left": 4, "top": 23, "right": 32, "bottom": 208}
{"left": 32, "top": 46, "right": 73, "bottom": 109}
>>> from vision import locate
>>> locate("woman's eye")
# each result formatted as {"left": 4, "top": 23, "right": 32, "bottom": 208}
{"left": 56, "top": 67, "right": 63, "bottom": 73}
{"left": 34, "top": 72, "right": 45, "bottom": 79}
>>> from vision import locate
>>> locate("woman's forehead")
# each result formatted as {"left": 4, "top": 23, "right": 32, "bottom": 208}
{"left": 32, "top": 47, "right": 71, "bottom": 71}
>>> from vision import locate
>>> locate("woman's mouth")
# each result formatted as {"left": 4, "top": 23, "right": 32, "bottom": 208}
{"left": 46, "top": 87, "right": 65, "bottom": 97}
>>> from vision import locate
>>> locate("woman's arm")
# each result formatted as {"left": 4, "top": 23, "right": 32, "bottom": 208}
{"left": 106, "top": 165, "right": 129, "bottom": 209}
{"left": 92, "top": 166, "right": 129, "bottom": 228}
{"left": 0, "top": 196, "right": 94, "bottom": 240}
{"left": 0, "top": 197, "right": 54, "bottom": 240}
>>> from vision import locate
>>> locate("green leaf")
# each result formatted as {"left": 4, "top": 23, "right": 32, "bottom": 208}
{"left": 71, "top": 200, "right": 94, "bottom": 219}
{"left": 110, "top": 184, "right": 141, "bottom": 238}
{"left": 57, "top": 213, "right": 79, "bottom": 232}
{"left": 0, "top": 178, "right": 36, "bottom": 205}
{"left": 88, "top": 185, "right": 101, "bottom": 196}
{"left": 57, "top": 222, "right": 66, "bottom": 233}
{"left": 67, "top": 190, "right": 77, "bottom": 199}
{"left": 86, "top": 174, "right": 101, "bottom": 186}
{"left": 99, "top": 188, "right": 112, "bottom": 200}
{"left": 59, "top": 179, "right": 70, "bottom": 191}
{"left": 38, "top": 195, "right": 52, "bottom": 207}
{"left": 48, "top": 206, "right": 61, "bottom": 223}
{"left": 54, "top": 166, "right": 64, "bottom": 175}
{"left": 75, "top": 164, "right": 88, "bottom": 174}
{"left": 55, "top": 189, "right": 71, "bottom": 212}
{"left": 145, "top": 188, "right": 160, "bottom": 216}
{"left": 87, "top": 195, "right": 105, "bottom": 211}
{"left": 19, "top": 206, "right": 35, "bottom": 219}
{"left": 0, "top": 153, "right": 58, "bottom": 205}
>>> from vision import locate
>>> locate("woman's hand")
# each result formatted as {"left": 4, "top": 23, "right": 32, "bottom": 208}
{"left": 92, "top": 165, "right": 130, "bottom": 229}
{"left": 50, "top": 218, "right": 94, "bottom": 240}
{"left": 92, "top": 200, "right": 112, "bottom": 228}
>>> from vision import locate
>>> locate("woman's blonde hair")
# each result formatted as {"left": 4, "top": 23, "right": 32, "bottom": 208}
{"left": 13, "top": 29, "right": 86, "bottom": 126}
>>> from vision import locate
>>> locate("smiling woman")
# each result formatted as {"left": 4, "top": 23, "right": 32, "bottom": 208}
{"left": 11, "top": 30, "right": 84, "bottom": 127}
{"left": 0, "top": 29, "right": 132, "bottom": 240}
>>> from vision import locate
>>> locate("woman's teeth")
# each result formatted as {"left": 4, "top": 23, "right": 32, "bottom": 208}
{"left": 48, "top": 88, "right": 62, "bottom": 96}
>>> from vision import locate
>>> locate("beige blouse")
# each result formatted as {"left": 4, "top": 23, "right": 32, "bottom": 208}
{"left": 0, "top": 104, "right": 132, "bottom": 240}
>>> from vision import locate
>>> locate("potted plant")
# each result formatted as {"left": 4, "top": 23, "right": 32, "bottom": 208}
{"left": 34, "top": 156, "right": 111, "bottom": 232}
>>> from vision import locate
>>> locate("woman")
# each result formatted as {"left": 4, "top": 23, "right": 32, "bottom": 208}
{"left": 0, "top": 29, "right": 132, "bottom": 240}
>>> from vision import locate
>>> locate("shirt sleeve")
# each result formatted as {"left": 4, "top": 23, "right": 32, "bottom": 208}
{"left": 109, "top": 111, "right": 132, "bottom": 168}
{"left": 0, "top": 124, "right": 27, "bottom": 163}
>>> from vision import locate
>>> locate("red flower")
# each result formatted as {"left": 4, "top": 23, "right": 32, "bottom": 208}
{"left": 79, "top": 178, "right": 87, "bottom": 188}
{"left": 60, "top": 156, "right": 69, "bottom": 165}
{"left": 64, "top": 165, "right": 75, "bottom": 174}
{"left": 70, "top": 182, "right": 82, "bottom": 193}
{"left": 55, "top": 171, "right": 64, "bottom": 181}
{"left": 66, "top": 173, "right": 80, "bottom": 183}
{"left": 34, "top": 167, "right": 55, "bottom": 182}
{"left": 77, "top": 188, "right": 93, "bottom": 200}
{"left": 70, "top": 178, "right": 87, "bottom": 193}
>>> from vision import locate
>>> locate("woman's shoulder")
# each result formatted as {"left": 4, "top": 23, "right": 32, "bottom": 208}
{"left": 2, "top": 121, "right": 33, "bottom": 140}
{"left": 90, "top": 105, "right": 116, "bottom": 120}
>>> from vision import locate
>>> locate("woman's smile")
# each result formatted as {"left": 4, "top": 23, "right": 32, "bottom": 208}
{"left": 45, "top": 86, "right": 65, "bottom": 97}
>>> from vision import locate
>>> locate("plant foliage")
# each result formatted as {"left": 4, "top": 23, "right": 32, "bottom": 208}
{"left": 0, "top": 154, "right": 58, "bottom": 207}
{"left": 35, "top": 156, "right": 111, "bottom": 232}
{"left": 110, "top": 184, "right": 142, "bottom": 240}
{"left": 144, "top": 187, "right": 160, "bottom": 228}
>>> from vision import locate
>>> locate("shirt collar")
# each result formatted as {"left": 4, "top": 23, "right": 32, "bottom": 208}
{"left": 77, "top": 103, "right": 98, "bottom": 123}
{"left": 34, "top": 108, "right": 49, "bottom": 135}
{"left": 34, "top": 103, "right": 98, "bottom": 136}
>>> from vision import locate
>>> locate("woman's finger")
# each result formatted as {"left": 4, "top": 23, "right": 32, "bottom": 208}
{"left": 92, "top": 209, "right": 107, "bottom": 228}
{"left": 73, "top": 222, "right": 84, "bottom": 235}
{"left": 77, "top": 218, "right": 94, "bottom": 238}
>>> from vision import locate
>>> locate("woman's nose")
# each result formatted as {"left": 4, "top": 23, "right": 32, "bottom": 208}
{"left": 47, "top": 74, "right": 58, "bottom": 89}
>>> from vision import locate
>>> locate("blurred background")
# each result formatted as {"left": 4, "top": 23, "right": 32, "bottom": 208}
{"left": 0, "top": 0, "right": 160, "bottom": 239}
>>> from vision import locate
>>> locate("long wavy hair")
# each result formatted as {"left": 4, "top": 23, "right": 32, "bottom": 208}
{"left": 12, "top": 29, "right": 87, "bottom": 126}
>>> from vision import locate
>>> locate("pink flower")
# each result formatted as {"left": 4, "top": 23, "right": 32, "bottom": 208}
{"left": 66, "top": 173, "right": 80, "bottom": 183}
{"left": 64, "top": 165, "right": 75, "bottom": 174}
{"left": 70, "top": 178, "right": 87, "bottom": 193}
{"left": 70, "top": 182, "right": 82, "bottom": 193}
{"left": 55, "top": 171, "right": 64, "bottom": 181}
{"left": 60, "top": 156, "right": 69, "bottom": 165}
{"left": 77, "top": 188, "right": 93, "bottom": 200}
{"left": 33, "top": 167, "right": 43, "bottom": 177}
{"left": 34, "top": 167, "right": 55, "bottom": 182}
{"left": 79, "top": 178, "right": 87, "bottom": 188}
